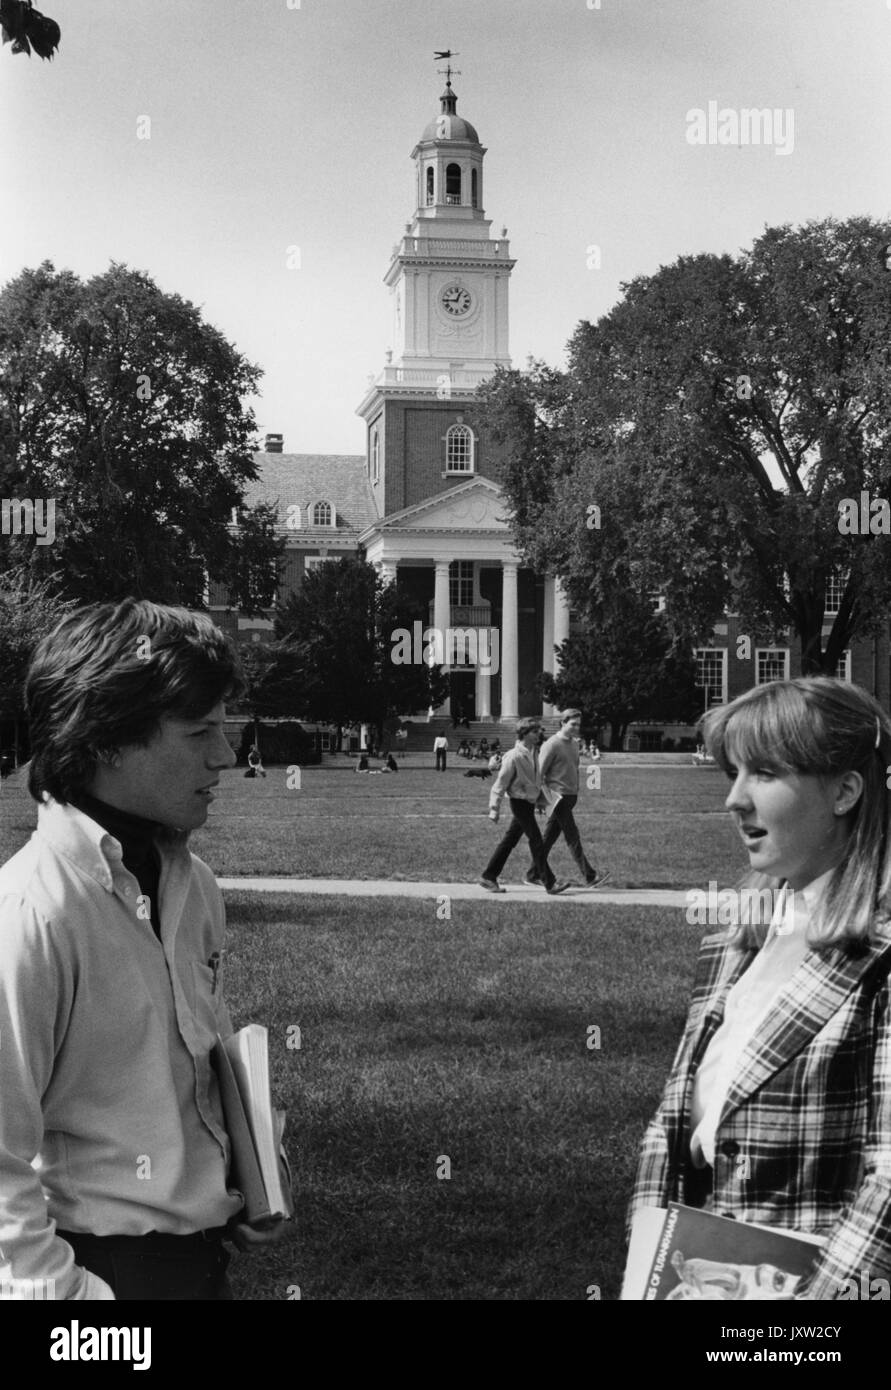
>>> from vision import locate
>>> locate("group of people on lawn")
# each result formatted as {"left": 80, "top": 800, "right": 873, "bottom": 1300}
{"left": 3, "top": 599, "right": 891, "bottom": 1304}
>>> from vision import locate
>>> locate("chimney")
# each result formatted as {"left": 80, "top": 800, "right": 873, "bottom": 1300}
{"left": 265, "top": 433, "right": 284, "bottom": 453}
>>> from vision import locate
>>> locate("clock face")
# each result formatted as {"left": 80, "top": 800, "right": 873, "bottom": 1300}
{"left": 441, "top": 284, "right": 473, "bottom": 317}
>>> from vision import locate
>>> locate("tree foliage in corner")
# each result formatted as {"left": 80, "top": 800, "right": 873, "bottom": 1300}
{"left": 480, "top": 217, "right": 891, "bottom": 679}
{"left": 0, "top": 261, "right": 284, "bottom": 610}
{"left": 0, "top": 566, "right": 76, "bottom": 761}
{"left": 274, "top": 556, "right": 450, "bottom": 740}
{"left": 1, "top": 1, "right": 59, "bottom": 58}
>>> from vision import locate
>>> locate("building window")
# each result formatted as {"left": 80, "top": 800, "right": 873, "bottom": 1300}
{"left": 312, "top": 501, "right": 333, "bottom": 527}
{"left": 449, "top": 561, "right": 474, "bottom": 607}
{"left": 445, "top": 423, "right": 474, "bottom": 473}
{"left": 471, "top": 168, "right": 478, "bottom": 208}
{"left": 756, "top": 648, "right": 790, "bottom": 684}
{"left": 695, "top": 648, "right": 727, "bottom": 707}
{"left": 445, "top": 162, "right": 462, "bottom": 205}
{"left": 372, "top": 430, "right": 380, "bottom": 483}
{"left": 426, "top": 166, "right": 434, "bottom": 205}
{"left": 835, "top": 650, "right": 852, "bottom": 681}
{"left": 825, "top": 570, "right": 847, "bottom": 615}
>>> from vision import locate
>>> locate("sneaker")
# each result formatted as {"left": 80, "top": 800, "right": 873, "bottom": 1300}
{"left": 546, "top": 880, "right": 572, "bottom": 895}
{"left": 523, "top": 871, "right": 541, "bottom": 885}
{"left": 479, "top": 877, "right": 505, "bottom": 894}
{"left": 584, "top": 871, "right": 612, "bottom": 889}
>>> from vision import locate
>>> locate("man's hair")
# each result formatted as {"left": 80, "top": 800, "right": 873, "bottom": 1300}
{"left": 560, "top": 708, "right": 582, "bottom": 724}
{"left": 703, "top": 676, "right": 891, "bottom": 947}
{"left": 25, "top": 598, "right": 244, "bottom": 805}
{"left": 515, "top": 718, "right": 542, "bottom": 739}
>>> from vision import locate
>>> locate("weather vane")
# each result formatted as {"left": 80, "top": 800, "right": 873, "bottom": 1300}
{"left": 434, "top": 49, "right": 461, "bottom": 85}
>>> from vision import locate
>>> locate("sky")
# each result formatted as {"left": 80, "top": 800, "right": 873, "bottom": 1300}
{"left": 2, "top": 0, "right": 890, "bottom": 455}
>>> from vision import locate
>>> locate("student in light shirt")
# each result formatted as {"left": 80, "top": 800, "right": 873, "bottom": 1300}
{"left": 0, "top": 599, "right": 289, "bottom": 1301}
{"left": 628, "top": 676, "right": 891, "bottom": 1300}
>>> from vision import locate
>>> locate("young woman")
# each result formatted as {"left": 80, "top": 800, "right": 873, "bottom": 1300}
{"left": 628, "top": 676, "right": 891, "bottom": 1299}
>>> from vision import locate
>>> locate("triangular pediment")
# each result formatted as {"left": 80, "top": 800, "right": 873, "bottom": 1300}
{"left": 377, "top": 478, "right": 510, "bottom": 532}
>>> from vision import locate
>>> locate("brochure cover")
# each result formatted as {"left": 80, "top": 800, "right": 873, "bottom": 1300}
{"left": 643, "top": 1203, "right": 823, "bottom": 1301}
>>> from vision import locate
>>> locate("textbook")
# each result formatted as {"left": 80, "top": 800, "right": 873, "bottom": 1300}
{"left": 213, "top": 1025, "right": 294, "bottom": 1226}
{"left": 623, "top": 1203, "right": 824, "bottom": 1301}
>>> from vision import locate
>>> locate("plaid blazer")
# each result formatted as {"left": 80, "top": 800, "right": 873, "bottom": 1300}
{"left": 628, "top": 919, "right": 891, "bottom": 1299}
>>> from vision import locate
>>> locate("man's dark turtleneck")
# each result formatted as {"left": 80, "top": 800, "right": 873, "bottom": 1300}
{"left": 73, "top": 793, "right": 163, "bottom": 939}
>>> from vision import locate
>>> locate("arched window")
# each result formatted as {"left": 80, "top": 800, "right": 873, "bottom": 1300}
{"left": 446, "top": 423, "right": 473, "bottom": 473}
{"left": 372, "top": 430, "right": 380, "bottom": 483}
{"left": 426, "top": 166, "right": 434, "bottom": 206}
{"left": 471, "top": 168, "right": 478, "bottom": 209}
{"left": 312, "top": 501, "right": 333, "bottom": 527}
{"left": 445, "top": 163, "right": 462, "bottom": 205}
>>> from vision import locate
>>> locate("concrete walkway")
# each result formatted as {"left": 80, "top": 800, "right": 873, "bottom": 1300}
{"left": 217, "top": 876, "right": 689, "bottom": 906}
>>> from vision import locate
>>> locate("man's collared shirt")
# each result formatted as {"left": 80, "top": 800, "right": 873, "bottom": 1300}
{"left": 0, "top": 798, "right": 242, "bottom": 1299}
{"left": 488, "top": 742, "right": 541, "bottom": 813}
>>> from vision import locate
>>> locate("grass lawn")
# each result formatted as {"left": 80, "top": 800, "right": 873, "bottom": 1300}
{"left": 221, "top": 892, "right": 700, "bottom": 1301}
{"left": 1, "top": 764, "right": 743, "bottom": 888}
{"left": 0, "top": 769, "right": 721, "bottom": 1299}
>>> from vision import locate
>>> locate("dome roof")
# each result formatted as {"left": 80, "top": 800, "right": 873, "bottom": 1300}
{"left": 420, "top": 111, "right": 480, "bottom": 144}
{"left": 420, "top": 83, "right": 480, "bottom": 144}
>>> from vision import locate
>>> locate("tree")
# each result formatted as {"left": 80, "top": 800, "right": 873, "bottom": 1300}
{"left": 0, "top": 261, "right": 283, "bottom": 611}
{"left": 1, "top": 1, "right": 59, "bottom": 58}
{"left": 274, "top": 557, "right": 449, "bottom": 744}
{"left": 0, "top": 566, "right": 76, "bottom": 764}
{"left": 235, "top": 639, "right": 308, "bottom": 748}
{"left": 480, "top": 217, "right": 891, "bottom": 677}
{"left": 543, "top": 605, "right": 702, "bottom": 751}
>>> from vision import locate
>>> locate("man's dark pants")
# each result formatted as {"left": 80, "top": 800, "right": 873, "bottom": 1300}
{"left": 483, "top": 797, "right": 555, "bottom": 888}
{"left": 435, "top": 749, "right": 447, "bottom": 771}
{"left": 528, "top": 794, "right": 595, "bottom": 881}
{"left": 58, "top": 1228, "right": 233, "bottom": 1300}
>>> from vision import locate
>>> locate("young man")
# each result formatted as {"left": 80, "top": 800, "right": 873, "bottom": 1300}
{"left": 526, "top": 709, "right": 610, "bottom": 889}
{"left": 479, "top": 718, "right": 571, "bottom": 895}
{"left": 433, "top": 732, "right": 448, "bottom": 771}
{"left": 0, "top": 599, "right": 287, "bottom": 1301}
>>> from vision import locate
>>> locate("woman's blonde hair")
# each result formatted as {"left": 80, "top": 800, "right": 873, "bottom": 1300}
{"left": 702, "top": 676, "right": 891, "bottom": 948}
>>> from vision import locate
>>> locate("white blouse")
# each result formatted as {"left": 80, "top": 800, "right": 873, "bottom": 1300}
{"left": 689, "top": 869, "right": 834, "bottom": 1168}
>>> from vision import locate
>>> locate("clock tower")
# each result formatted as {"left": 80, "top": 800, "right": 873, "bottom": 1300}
{"left": 357, "top": 75, "right": 516, "bottom": 517}
{"left": 386, "top": 75, "right": 514, "bottom": 378}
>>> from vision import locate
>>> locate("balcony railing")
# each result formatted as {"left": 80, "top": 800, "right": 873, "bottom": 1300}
{"left": 427, "top": 604, "right": 494, "bottom": 627}
{"left": 398, "top": 236, "right": 510, "bottom": 259}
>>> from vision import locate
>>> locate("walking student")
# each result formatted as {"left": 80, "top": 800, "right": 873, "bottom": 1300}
{"left": 479, "top": 718, "right": 571, "bottom": 895}
{"left": 0, "top": 599, "right": 288, "bottom": 1301}
{"left": 527, "top": 709, "right": 610, "bottom": 889}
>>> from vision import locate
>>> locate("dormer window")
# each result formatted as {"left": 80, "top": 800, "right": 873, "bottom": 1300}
{"left": 312, "top": 501, "right": 334, "bottom": 527}
{"left": 445, "top": 163, "right": 462, "bottom": 205}
{"left": 426, "top": 166, "right": 434, "bottom": 206}
{"left": 446, "top": 423, "right": 474, "bottom": 473}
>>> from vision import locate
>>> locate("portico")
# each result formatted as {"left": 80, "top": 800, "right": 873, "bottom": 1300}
{"left": 360, "top": 478, "right": 569, "bottom": 718}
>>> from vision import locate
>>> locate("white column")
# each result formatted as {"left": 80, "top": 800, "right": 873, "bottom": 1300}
{"left": 542, "top": 575, "right": 556, "bottom": 716}
{"left": 553, "top": 578, "right": 571, "bottom": 680}
{"left": 501, "top": 562, "right": 519, "bottom": 719}
{"left": 475, "top": 664, "right": 491, "bottom": 720}
{"left": 380, "top": 560, "right": 397, "bottom": 586}
{"left": 433, "top": 560, "right": 451, "bottom": 715}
